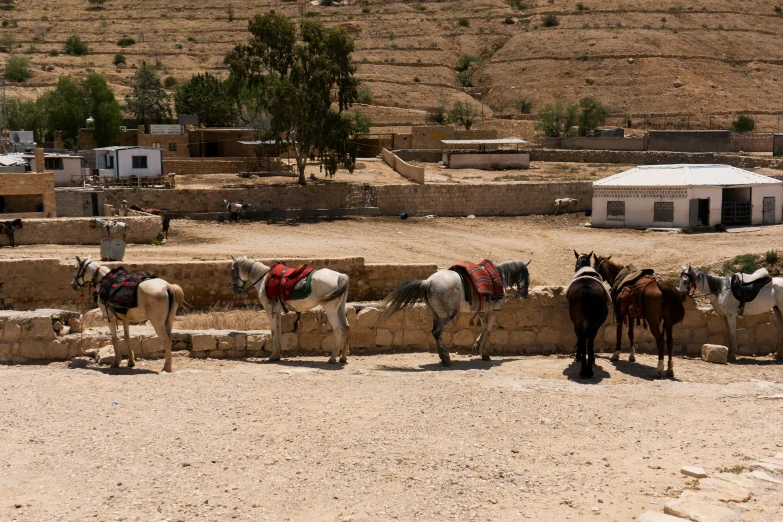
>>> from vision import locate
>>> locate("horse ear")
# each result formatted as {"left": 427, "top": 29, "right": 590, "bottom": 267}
{"left": 588, "top": 251, "right": 593, "bottom": 258}
{"left": 573, "top": 249, "right": 578, "bottom": 259}
{"left": 75, "top": 256, "right": 81, "bottom": 264}
{"left": 231, "top": 256, "right": 236, "bottom": 262}
{"left": 607, "top": 255, "right": 612, "bottom": 260}
{"left": 525, "top": 259, "right": 532, "bottom": 266}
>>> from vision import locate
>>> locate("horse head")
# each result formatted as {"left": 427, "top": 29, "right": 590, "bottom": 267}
{"left": 230, "top": 255, "right": 251, "bottom": 293}
{"left": 573, "top": 250, "right": 593, "bottom": 272}
{"left": 10, "top": 218, "right": 22, "bottom": 230}
{"left": 72, "top": 255, "right": 94, "bottom": 291}
{"left": 679, "top": 265, "right": 697, "bottom": 300}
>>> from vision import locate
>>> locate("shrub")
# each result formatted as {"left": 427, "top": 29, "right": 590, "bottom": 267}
{"left": 576, "top": 2, "right": 588, "bottom": 10}
{"left": 510, "top": 0, "right": 529, "bottom": 10}
{"left": 730, "top": 114, "right": 755, "bottom": 133}
{"left": 448, "top": 100, "right": 476, "bottom": 130}
{"left": 765, "top": 249, "right": 779, "bottom": 264}
{"left": 416, "top": 5, "right": 426, "bottom": 11}
{"left": 456, "top": 54, "right": 482, "bottom": 72}
{"left": 413, "top": 76, "right": 420, "bottom": 82}
{"left": 535, "top": 101, "right": 579, "bottom": 137}
{"left": 542, "top": 14, "right": 559, "bottom": 27}
{"left": 504, "top": 17, "right": 515, "bottom": 24}
{"left": 361, "top": 7, "right": 370, "bottom": 14}
{"left": 356, "top": 85, "right": 372, "bottom": 104}
{"left": 1, "top": 19, "right": 7, "bottom": 27}
{"left": 4, "top": 54, "right": 31, "bottom": 81}
{"left": 164, "top": 75, "right": 177, "bottom": 88}
{"left": 456, "top": 70, "right": 473, "bottom": 87}
{"left": 457, "top": 17, "right": 470, "bottom": 27}
{"left": 775, "top": 6, "right": 782, "bottom": 14}
{"left": 227, "top": 4, "right": 234, "bottom": 21}
{"left": 722, "top": 254, "right": 760, "bottom": 275}
{"left": 187, "top": 36, "right": 196, "bottom": 42}
{"left": 426, "top": 101, "right": 447, "bottom": 124}
{"left": 116, "top": 37, "right": 135, "bottom": 47}
{"left": 577, "top": 96, "right": 609, "bottom": 136}
{"left": 175, "top": 43, "right": 183, "bottom": 49}
{"left": 48, "top": 49, "right": 58, "bottom": 56}
{"left": 0, "top": 33, "right": 15, "bottom": 52}
{"left": 64, "top": 35, "right": 88, "bottom": 55}
{"left": 515, "top": 97, "right": 533, "bottom": 114}
{"left": 113, "top": 53, "right": 126, "bottom": 65}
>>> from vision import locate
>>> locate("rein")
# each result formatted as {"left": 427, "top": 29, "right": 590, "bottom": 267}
{"left": 232, "top": 262, "right": 268, "bottom": 294}
{"left": 686, "top": 268, "right": 719, "bottom": 299}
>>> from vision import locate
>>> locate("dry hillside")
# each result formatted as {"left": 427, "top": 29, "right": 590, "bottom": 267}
{"left": 1, "top": 0, "right": 782, "bottom": 131}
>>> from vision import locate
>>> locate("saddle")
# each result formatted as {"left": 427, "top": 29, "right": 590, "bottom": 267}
{"left": 263, "top": 263, "right": 315, "bottom": 310}
{"left": 611, "top": 265, "right": 655, "bottom": 296}
{"left": 449, "top": 259, "right": 505, "bottom": 305}
{"left": 615, "top": 275, "right": 661, "bottom": 321}
{"left": 97, "top": 267, "right": 157, "bottom": 315}
{"left": 730, "top": 268, "right": 772, "bottom": 316}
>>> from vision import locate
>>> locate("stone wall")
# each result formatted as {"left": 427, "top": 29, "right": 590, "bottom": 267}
{"left": 557, "top": 136, "right": 646, "bottom": 151}
{"left": 730, "top": 133, "right": 774, "bottom": 153}
{"left": 382, "top": 149, "right": 425, "bottom": 184}
{"left": 2, "top": 289, "right": 778, "bottom": 363}
{"left": 775, "top": 134, "right": 783, "bottom": 157}
{"left": 55, "top": 190, "right": 106, "bottom": 217}
{"left": 0, "top": 216, "right": 162, "bottom": 248}
{"left": 647, "top": 130, "right": 732, "bottom": 153}
{"left": 0, "top": 257, "right": 437, "bottom": 311}
{"left": 162, "top": 158, "right": 257, "bottom": 176}
{"left": 529, "top": 149, "right": 783, "bottom": 170}
{"left": 0, "top": 171, "right": 57, "bottom": 217}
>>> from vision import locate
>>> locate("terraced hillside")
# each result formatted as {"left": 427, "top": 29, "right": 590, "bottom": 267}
{"left": 1, "top": 0, "right": 782, "bottom": 130}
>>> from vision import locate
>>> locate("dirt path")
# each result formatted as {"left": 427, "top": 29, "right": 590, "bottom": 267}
{"left": 4, "top": 215, "right": 783, "bottom": 285}
{"left": 1, "top": 353, "right": 781, "bottom": 521}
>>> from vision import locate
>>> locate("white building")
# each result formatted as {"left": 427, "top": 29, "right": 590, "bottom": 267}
{"left": 591, "top": 164, "right": 783, "bottom": 228}
{"left": 23, "top": 153, "right": 85, "bottom": 187}
{"left": 94, "top": 146, "right": 164, "bottom": 181}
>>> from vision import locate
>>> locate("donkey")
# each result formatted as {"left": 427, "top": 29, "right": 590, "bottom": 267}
{"left": 0, "top": 218, "right": 23, "bottom": 247}
{"left": 594, "top": 254, "right": 685, "bottom": 378}
{"left": 130, "top": 204, "right": 171, "bottom": 239}
{"left": 223, "top": 200, "right": 251, "bottom": 222}
{"left": 679, "top": 266, "right": 783, "bottom": 361}
{"left": 569, "top": 251, "right": 610, "bottom": 378}
{"left": 71, "top": 255, "right": 184, "bottom": 372}
{"left": 382, "top": 260, "right": 531, "bottom": 366}
{"left": 231, "top": 256, "right": 351, "bottom": 363}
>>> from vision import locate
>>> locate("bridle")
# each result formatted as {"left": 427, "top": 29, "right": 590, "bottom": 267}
{"left": 73, "top": 259, "right": 102, "bottom": 290}
{"left": 504, "top": 271, "right": 529, "bottom": 301}
{"left": 231, "top": 261, "right": 268, "bottom": 294}
{"left": 595, "top": 258, "right": 607, "bottom": 277}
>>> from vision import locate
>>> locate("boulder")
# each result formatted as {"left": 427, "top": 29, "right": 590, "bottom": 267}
{"left": 701, "top": 344, "right": 728, "bottom": 364}
{"left": 97, "top": 345, "right": 117, "bottom": 365}
{"left": 664, "top": 491, "right": 738, "bottom": 522}
{"left": 674, "top": 79, "right": 684, "bottom": 88}
{"left": 627, "top": 57, "right": 635, "bottom": 64}
{"left": 682, "top": 466, "right": 708, "bottom": 478}
{"left": 697, "top": 477, "right": 752, "bottom": 502}
{"left": 68, "top": 356, "right": 92, "bottom": 369}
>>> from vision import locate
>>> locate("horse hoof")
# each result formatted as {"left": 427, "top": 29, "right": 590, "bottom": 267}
{"left": 127, "top": 361, "right": 135, "bottom": 368}
{"left": 267, "top": 355, "right": 281, "bottom": 363}
{"left": 327, "top": 357, "right": 337, "bottom": 364}
{"left": 628, "top": 355, "right": 636, "bottom": 363}
{"left": 775, "top": 353, "right": 783, "bottom": 361}
{"left": 610, "top": 353, "right": 619, "bottom": 361}
{"left": 575, "top": 354, "right": 583, "bottom": 362}
{"left": 110, "top": 363, "right": 120, "bottom": 368}
{"left": 580, "top": 371, "right": 594, "bottom": 379}
{"left": 727, "top": 354, "right": 737, "bottom": 363}
{"left": 339, "top": 357, "right": 347, "bottom": 364}
{"left": 666, "top": 369, "right": 675, "bottom": 378}
{"left": 481, "top": 354, "right": 491, "bottom": 361}
{"left": 655, "top": 370, "right": 664, "bottom": 378}
{"left": 440, "top": 359, "right": 451, "bottom": 367}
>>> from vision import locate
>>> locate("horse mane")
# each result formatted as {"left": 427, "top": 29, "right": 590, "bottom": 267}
{"left": 697, "top": 271, "right": 727, "bottom": 294}
{"left": 497, "top": 260, "right": 529, "bottom": 288}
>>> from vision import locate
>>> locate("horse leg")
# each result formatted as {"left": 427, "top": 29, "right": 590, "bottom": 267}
{"left": 10, "top": 232, "right": 14, "bottom": 248}
{"left": 479, "top": 312, "right": 496, "bottom": 361}
{"left": 648, "top": 320, "right": 665, "bottom": 378}
{"left": 773, "top": 306, "right": 783, "bottom": 360}
{"left": 665, "top": 321, "right": 675, "bottom": 378}
{"left": 431, "top": 311, "right": 455, "bottom": 366}
{"left": 108, "top": 315, "right": 122, "bottom": 368}
{"left": 611, "top": 313, "right": 623, "bottom": 361}
{"left": 324, "top": 302, "right": 348, "bottom": 364}
{"left": 574, "top": 324, "right": 584, "bottom": 362}
{"left": 627, "top": 321, "right": 636, "bottom": 362}
{"left": 151, "top": 318, "right": 173, "bottom": 373}
{"left": 580, "top": 332, "right": 595, "bottom": 379}
{"left": 268, "top": 309, "right": 282, "bottom": 362}
{"left": 724, "top": 315, "right": 738, "bottom": 362}
{"left": 123, "top": 318, "right": 135, "bottom": 368}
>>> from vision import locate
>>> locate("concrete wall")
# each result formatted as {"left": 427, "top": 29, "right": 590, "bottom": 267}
{"left": 2, "top": 290, "right": 779, "bottom": 363}
{"left": 444, "top": 152, "right": 530, "bottom": 170}
{"left": 730, "top": 133, "right": 774, "bottom": 153}
{"left": 410, "top": 126, "right": 498, "bottom": 150}
{"left": 775, "top": 134, "right": 783, "bottom": 157}
{"left": 529, "top": 149, "right": 783, "bottom": 170}
{"left": 0, "top": 171, "right": 57, "bottom": 217}
{"left": 26, "top": 157, "right": 84, "bottom": 187}
{"left": 558, "top": 137, "right": 646, "bottom": 151}
{"left": 382, "top": 149, "right": 425, "bottom": 184}
{"left": 55, "top": 190, "right": 106, "bottom": 217}
{"left": 137, "top": 126, "right": 190, "bottom": 158}
{"left": 162, "top": 158, "right": 255, "bottom": 176}
{"left": 647, "top": 130, "right": 731, "bottom": 153}
{"left": 187, "top": 129, "right": 255, "bottom": 158}
{"left": 0, "top": 216, "right": 162, "bottom": 247}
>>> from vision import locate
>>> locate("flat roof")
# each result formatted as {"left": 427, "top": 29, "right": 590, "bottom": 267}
{"left": 93, "top": 146, "right": 160, "bottom": 151}
{"left": 441, "top": 138, "right": 529, "bottom": 145}
{"left": 594, "top": 164, "right": 783, "bottom": 187}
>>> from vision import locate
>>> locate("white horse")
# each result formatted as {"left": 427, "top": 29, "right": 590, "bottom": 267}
{"left": 554, "top": 198, "right": 577, "bottom": 215}
{"left": 679, "top": 266, "right": 783, "bottom": 361}
{"left": 71, "top": 255, "right": 184, "bottom": 372}
{"left": 382, "top": 260, "right": 531, "bottom": 366}
{"left": 223, "top": 200, "right": 251, "bottom": 222}
{"left": 230, "top": 256, "right": 351, "bottom": 363}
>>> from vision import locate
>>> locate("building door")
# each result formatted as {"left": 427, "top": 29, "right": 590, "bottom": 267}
{"left": 698, "top": 199, "right": 710, "bottom": 226}
{"left": 90, "top": 193, "right": 99, "bottom": 216}
{"left": 763, "top": 197, "right": 775, "bottom": 225}
{"left": 205, "top": 141, "right": 219, "bottom": 157}
{"left": 689, "top": 199, "right": 699, "bottom": 227}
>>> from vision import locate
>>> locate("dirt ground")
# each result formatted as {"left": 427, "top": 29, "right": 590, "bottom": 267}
{"left": 1, "top": 353, "right": 781, "bottom": 522}
{"left": 5, "top": 214, "right": 783, "bottom": 286}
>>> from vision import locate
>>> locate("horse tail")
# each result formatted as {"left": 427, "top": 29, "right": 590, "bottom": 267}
{"left": 382, "top": 280, "right": 429, "bottom": 316}
{"left": 659, "top": 281, "right": 686, "bottom": 325}
{"left": 322, "top": 273, "right": 350, "bottom": 302}
{"left": 165, "top": 284, "right": 185, "bottom": 334}
{"left": 581, "top": 285, "right": 608, "bottom": 339}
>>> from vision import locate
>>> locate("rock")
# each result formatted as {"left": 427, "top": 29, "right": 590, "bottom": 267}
{"left": 68, "top": 357, "right": 92, "bottom": 369}
{"left": 627, "top": 57, "right": 635, "bottom": 64}
{"left": 746, "top": 470, "right": 783, "bottom": 484}
{"left": 674, "top": 79, "right": 684, "bottom": 88}
{"left": 466, "top": 215, "right": 476, "bottom": 219}
{"left": 701, "top": 344, "right": 728, "bottom": 364}
{"left": 59, "top": 326, "right": 71, "bottom": 336}
{"left": 664, "top": 491, "right": 738, "bottom": 522}
{"left": 681, "top": 466, "right": 708, "bottom": 478}
{"left": 697, "top": 477, "right": 752, "bottom": 502}
{"left": 83, "top": 348, "right": 98, "bottom": 358}
{"left": 585, "top": 77, "right": 595, "bottom": 85}
{"left": 83, "top": 308, "right": 106, "bottom": 329}
{"left": 375, "top": 328, "right": 393, "bottom": 347}
{"left": 191, "top": 334, "right": 217, "bottom": 352}
{"left": 749, "top": 461, "right": 783, "bottom": 476}
{"left": 637, "top": 512, "right": 685, "bottom": 522}
{"left": 97, "top": 345, "right": 117, "bottom": 365}
{"left": 355, "top": 307, "right": 380, "bottom": 329}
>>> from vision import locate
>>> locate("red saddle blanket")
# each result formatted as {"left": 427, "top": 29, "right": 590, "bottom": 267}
{"left": 615, "top": 275, "right": 661, "bottom": 319}
{"left": 98, "top": 267, "right": 157, "bottom": 314}
{"left": 449, "top": 260, "right": 505, "bottom": 301}
{"left": 263, "top": 263, "right": 315, "bottom": 303}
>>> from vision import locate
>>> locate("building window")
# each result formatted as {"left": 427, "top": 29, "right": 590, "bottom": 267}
{"left": 132, "top": 155, "right": 148, "bottom": 169}
{"left": 653, "top": 201, "right": 674, "bottom": 222}
{"left": 607, "top": 201, "right": 625, "bottom": 219}
{"left": 44, "top": 157, "right": 64, "bottom": 170}
{"left": 152, "top": 142, "right": 161, "bottom": 149}
{"left": 168, "top": 142, "right": 177, "bottom": 152}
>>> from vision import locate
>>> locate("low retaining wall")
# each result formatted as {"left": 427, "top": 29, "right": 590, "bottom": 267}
{"left": 382, "top": 148, "right": 425, "bottom": 184}
{"left": 730, "top": 133, "right": 774, "bottom": 153}
{"left": 530, "top": 149, "right": 783, "bottom": 169}
{"left": 557, "top": 137, "right": 646, "bottom": 151}
{"left": 2, "top": 289, "right": 778, "bottom": 362}
{"left": 162, "top": 158, "right": 255, "bottom": 176}
{"left": 0, "top": 258, "right": 436, "bottom": 311}
{"left": 443, "top": 152, "right": 530, "bottom": 170}
{"left": 0, "top": 216, "right": 162, "bottom": 247}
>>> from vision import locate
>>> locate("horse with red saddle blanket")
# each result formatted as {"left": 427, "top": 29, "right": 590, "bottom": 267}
{"left": 382, "top": 259, "right": 531, "bottom": 366}
{"left": 230, "top": 256, "right": 350, "bottom": 364}
{"left": 593, "top": 254, "right": 685, "bottom": 378}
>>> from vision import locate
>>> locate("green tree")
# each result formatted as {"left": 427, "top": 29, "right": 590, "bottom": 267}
{"left": 576, "top": 96, "right": 608, "bottom": 136}
{"left": 426, "top": 100, "right": 447, "bottom": 124}
{"left": 5, "top": 98, "right": 46, "bottom": 142}
{"left": 226, "top": 12, "right": 360, "bottom": 184}
{"left": 731, "top": 114, "right": 755, "bottom": 133}
{"left": 82, "top": 72, "right": 123, "bottom": 147}
{"left": 124, "top": 60, "right": 172, "bottom": 124}
{"left": 3, "top": 55, "right": 31, "bottom": 82}
{"left": 64, "top": 35, "right": 89, "bottom": 56}
{"left": 448, "top": 100, "right": 476, "bottom": 130}
{"left": 174, "top": 72, "right": 237, "bottom": 127}
{"left": 39, "top": 76, "right": 85, "bottom": 144}
{"left": 535, "top": 101, "right": 579, "bottom": 137}
{"left": 515, "top": 97, "right": 533, "bottom": 114}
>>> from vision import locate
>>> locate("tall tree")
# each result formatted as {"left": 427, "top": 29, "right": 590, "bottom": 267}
{"left": 174, "top": 72, "right": 237, "bottom": 127}
{"left": 5, "top": 98, "right": 46, "bottom": 143}
{"left": 226, "top": 13, "right": 360, "bottom": 184}
{"left": 124, "top": 61, "right": 172, "bottom": 125}
{"left": 39, "top": 76, "right": 84, "bottom": 145}
{"left": 82, "top": 72, "right": 123, "bottom": 147}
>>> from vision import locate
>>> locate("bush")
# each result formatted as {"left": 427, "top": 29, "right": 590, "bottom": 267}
{"left": 504, "top": 17, "right": 515, "bottom": 24}
{"left": 426, "top": 101, "right": 447, "bottom": 124}
{"left": 227, "top": 4, "right": 234, "bottom": 21}
{"left": 113, "top": 53, "right": 125, "bottom": 65}
{"left": 510, "top": 0, "right": 528, "bottom": 10}
{"left": 457, "top": 18, "right": 470, "bottom": 27}
{"left": 515, "top": 97, "right": 533, "bottom": 114}
{"left": 187, "top": 36, "right": 196, "bottom": 43}
{"left": 535, "top": 101, "right": 579, "bottom": 137}
{"left": 456, "top": 54, "right": 482, "bottom": 72}
{"left": 116, "top": 37, "right": 135, "bottom": 47}
{"left": 4, "top": 54, "right": 31, "bottom": 82}
{"left": 413, "top": 76, "right": 420, "bottom": 82}
{"left": 576, "top": 2, "right": 588, "bottom": 10}
{"left": 731, "top": 114, "right": 755, "bottom": 133}
{"left": 776, "top": 6, "right": 782, "bottom": 14}
{"left": 448, "top": 100, "right": 476, "bottom": 130}
{"left": 722, "top": 254, "right": 760, "bottom": 275}
{"left": 456, "top": 70, "right": 473, "bottom": 87}
{"left": 542, "top": 14, "right": 559, "bottom": 27}
{"left": 175, "top": 43, "right": 183, "bottom": 49}
{"left": 362, "top": 7, "right": 370, "bottom": 14}
{"left": 164, "top": 75, "right": 177, "bottom": 88}
{"left": 577, "top": 96, "right": 609, "bottom": 136}
{"left": 356, "top": 85, "right": 372, "bottom": 104}
{"left": 64, "top": 35, "right": 88, "bottom": 55}
{"left": 765, "top": 250, "right": 779, "bottom": 264}
{"left": 48, "top": 49, "right": 59, "bottom": 57}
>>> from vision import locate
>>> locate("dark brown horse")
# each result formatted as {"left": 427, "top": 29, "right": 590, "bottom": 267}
{"left": 130, "top": 204, "right": 171, "bottom": 239}
{"left": 593, "top": 254, "right": 685, "bottom": 378}
{"left": 0, "top": 218, "right": 23, "bottom": 247}
{"left": 569, "top": 252, "right": 610, "bottom": 378}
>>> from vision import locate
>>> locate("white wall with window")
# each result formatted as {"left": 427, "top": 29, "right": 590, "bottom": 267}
{"left": 117, "top": 148, "right": 162, "bottom": 179}
{"left": 25, "top": 154, "right": 85, "bottom": 187}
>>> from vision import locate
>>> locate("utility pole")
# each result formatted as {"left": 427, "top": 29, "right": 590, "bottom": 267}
{"left": 1, "top": 77, "right": 6, "bottom": 151}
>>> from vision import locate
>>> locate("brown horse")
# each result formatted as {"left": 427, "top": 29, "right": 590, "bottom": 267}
{"left": 593, "top": 254, "right": 685, "bottom": 378}
{"left": 130, "top": 204, "right": 171, "bottom": 239}
{"left": 569, "top": 252, "right": 610, "bottom": 378}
